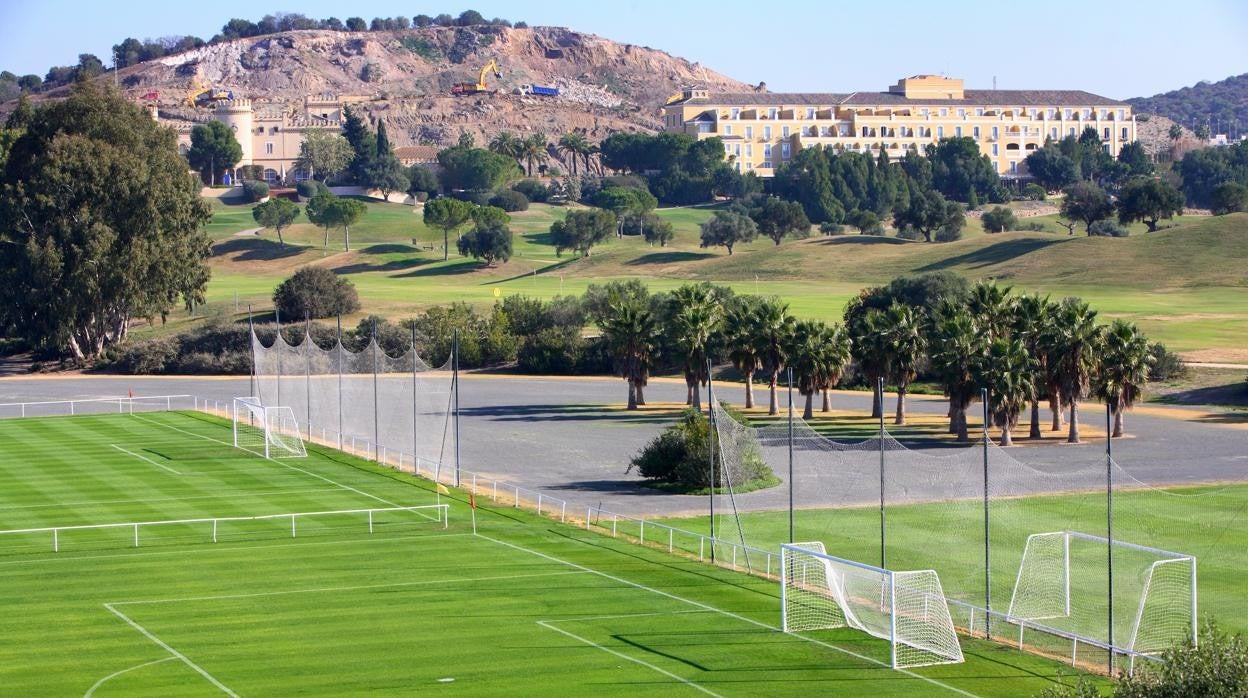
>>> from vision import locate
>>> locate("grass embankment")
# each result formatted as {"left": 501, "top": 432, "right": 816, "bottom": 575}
{"left": 0, "top": 411, "right": 1100, "bottom": 696}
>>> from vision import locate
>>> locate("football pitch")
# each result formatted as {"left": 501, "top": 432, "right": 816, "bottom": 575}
{"left": 0, "top": 411, "right": 1104, "bottom": 696}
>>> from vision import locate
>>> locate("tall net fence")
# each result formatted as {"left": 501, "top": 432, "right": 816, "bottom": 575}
{"left": 251, "top": 329, "right": 454, "bottom": 470}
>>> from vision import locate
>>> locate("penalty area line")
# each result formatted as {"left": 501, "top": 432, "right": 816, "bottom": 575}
{"left": 103, "top": 603, "right": 238, "bottom": 697}
{"left": 84, "top": 656, "right": 176, "bottom": 697}
{"left": 110, "top": 444, "right": 181, "bottom": 475}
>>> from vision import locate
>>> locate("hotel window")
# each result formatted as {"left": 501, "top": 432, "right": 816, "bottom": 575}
{"left": 1064, "top": 109, "right": 1073, "bottom": 119}
{"left": 1103, "top": 127, "right": 1110, "bottom": 139}
{"left": 975, "top": 108, "right": 984, "bottom": 116}
{"left": 805, "top": 108, "right": 815, "bottom": 119}
{"left": 746, "top": 145, "right": 752, "bottom": 157}
{"left": 1051, "top": 127, "right": 1058, "bottom": 139}
{"left": 957, "top": 109, "right": 965, "bottom": 118}
{"left": 937, "top": 126, "right": 944, "bottom": 138}
{"left": 265, "top": 142, "right": 274, "bottom": 154}
{"left": 731, "top": 108, "right": 740, "bottom": 119}
{"left": 939, "top": 108, "right": 948, "bottom": 117}
{"left": 764, "top": 143, "right": 772, "bottom": 159}
{"left": 973, "top": 126, "right": 980, "bottom": 140}
{"left": 764, "top": 126, "right": 772, "bottom": 140}
{"left": 991, "top": 126, "right": 999, "bottom": 140}
{"left": 1009, "top": 161, "right": 1018, "bottom": 174}
{"left": 1121, "top": 126, "right": 1129, "bottom": 139}
{"left": 1047, "top": 109, "right": 1057, "bottom": 119}
{"left": 1117, "top": 109, "right": 1125, "bottom": 120}
{"left": 763, "top": 161, "right": 772, "bottom": 169}
{"left": 1082, "top": 109, "right": 1091, "bottom": 119}
{"left": 991, "top": 144, "right": 998, "bottom": 156}
{"left": 724, "top": 125, "right": 732, "bottom": 136}
{"left": 1099, "top": 109, "right": 1108, "bottom": 120}
{"left": 920, "top": 108, "right": 929, "bottom": 117}
{"left": 745, "top": 126, "right": 753, "bottom": 139}
{"left": 734, "top": 144, "right": 741, "bottom": 156}
{"left": 782, "top": 126, "right": 790, "bottom": 138}
{"left": 768, "top": 108, "right": 777, "bottom": 119}
{"left": 955, "top": 126, "right": 963, "bottom": 137}
{"left": 724, "top": 142, "right": 731, "bottom": 154}
{"left": 781, "top": 142, "right": 791, "bottom": 159}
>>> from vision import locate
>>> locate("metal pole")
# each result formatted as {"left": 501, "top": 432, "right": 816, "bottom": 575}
{"left": 878, "top": 376, "right": 886, "bottom": 570}
{"left": 305, "top": 314, "right": 311, "bottom": 439}
{"left": 787, "top": 366, "right": 795, "bottom": 545}
{"left": 1107, "top": 402, "right": 1115, "bottom": 674}
{"left": 372, "top": 325, "right": 380, "bottom": 462}
{"left": 453, "top": 331, "right": 461, "bottom": 488}
{"left": 336, "top": 315, "right": 343, "bottom": 450}
{"left": 275, "top": 309, "right": 282, "bottom": 407}
{"left": 412, "top": 325, "right": 418, "bottom": 465}
{"left": 708, "top": 361, "right": 717, "bottom": 563}
{"left": 247, "top": 305, "right": 256, "bottom": 399}
{"left": 982, "top": 387, "right": 992, "bottom": 639}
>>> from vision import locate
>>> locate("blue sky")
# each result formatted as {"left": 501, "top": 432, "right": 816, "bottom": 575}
{"left": 3, "top": 0, "right": 1246, "bottom": 99}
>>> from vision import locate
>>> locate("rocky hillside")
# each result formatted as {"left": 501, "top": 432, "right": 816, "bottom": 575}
{"left": 91, "top": 25, "right": 748, "bottom": 146}
{"left": 1128, "top": 73, "right": 1248, "bottom": 137}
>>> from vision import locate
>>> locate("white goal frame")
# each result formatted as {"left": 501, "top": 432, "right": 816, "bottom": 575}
{"left": 1006, "top": 530, "right": 1197, "bottom": 656}
{"left": 781, "top": 542, "right": 964, "bottom": 668}
{"left": 232, "top": 397, "right": 307, "bottom": 459}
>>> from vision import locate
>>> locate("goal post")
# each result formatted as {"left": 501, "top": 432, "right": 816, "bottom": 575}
{"left": 1006, "top": 530, "right": 1196, "bottom": 656}
{"left": 233, "top": 397, "right": 307, "bottom": 459}
{"left": 781, "top": 542, "right": 964, "bottom": 669}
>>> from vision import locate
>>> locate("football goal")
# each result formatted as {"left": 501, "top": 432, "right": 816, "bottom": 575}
{"left": 233, "top": 397, "right": 307, "bottom": 459}
{"left": 1007, "top": 530, "right": 1196, "bottom": 656}
{"left": 781, "top": 542, "right": 964, "bottom": 669}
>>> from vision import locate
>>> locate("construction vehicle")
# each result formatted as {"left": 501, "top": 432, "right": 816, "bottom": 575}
{"left": 518, "top": 84, "right": 559, "bottom": 97}
{"left": 452, "top": 59, "right": 501, "bottom": 96}
{"left": 185, "top": 79, "right": 234, "bottom": 106}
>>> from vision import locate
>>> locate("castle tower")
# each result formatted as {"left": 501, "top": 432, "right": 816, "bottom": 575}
{"left": 215, "top": 99, "right": 254, "bottom": 166}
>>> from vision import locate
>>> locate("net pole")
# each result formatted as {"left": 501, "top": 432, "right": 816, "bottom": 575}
{"left": 787, "top": 366, "right": 794, "bottom": 545}
{"left": 982, "top": 387, "right": 992, "bottom": 638}
{"left": 275, "top": 309, "right": 282, "bottom": 407}
{"left": 336, "top": 315, "right": 343, "bottom": 450}
{"left": 878, "top": 376, "right": 885, "bottom": 570}
{"left": 1107, "top": 401, "right": 1115, "bottom": 674}
{"left": 372, "top": 326, "right": 380, "bottom": 462}
{"left": 411, "top": 324, "right": 418, "bottom": 469}
{"left": 708, "top": 360, "right": 716, "bottom": 563}
{"left": 305, "top": 314, "right": 311, "bottom": 441}
{"left": 453, "top": 331, "right": 461, "bottom": 488}
{"left": 247, "top": 305, "right": 256, "bottom": 399}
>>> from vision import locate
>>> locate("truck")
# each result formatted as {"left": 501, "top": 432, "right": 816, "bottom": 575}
{"left": 518, "top": 84, "right": 559, "bottom": 97}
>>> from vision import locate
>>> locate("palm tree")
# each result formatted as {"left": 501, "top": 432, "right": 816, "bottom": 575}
{"left": 845, "top": 296, "right": 889, "bottom": 419}
{"left": 928, "top": 303, "right": 986, "bottom": 441}
{"left": 881, "top": 302, "right": 927, "bottom": 425}
{"left": 488, "top": 132, "right": 524, "bottom": 170}
{"left": 557, "top": 132, "right": 590, "bottom": 176}
{"left": 755, "top": 298, "right": 796, "bottom": 415}
{"left": 725, "top": 296, "right": 763, "bottom": 409}
{"left": 817, "top": 323, "right": 852, "bottom": 414}
{"left": 600, "top": 298, "right": 660, "bottom": 410}
{"left": 1011, "top": 294, "right": 1051, "bottom": 439}
{"left": 788, "top": 320, "right": 823, "bottom": 419}
{"left": 1094, "top": 320, "right": 1152, "bottom": 437}
{"left": 1051, "top": 299, "right": 1101, "bottom": 443}
{"left": 520, "top": 133, "right": 549, "bottom": 177}
{"left": 967, "top": 280, "right": 1014, "bottom": 340}
{"left": 979, "top": 338, "right": 1036, "bottom": 446}
{"left": 666, "top": 284, "right": 723, "bottom": 412}
{"left": 1037, "top": 297, "right": 1068, "bottom": 432}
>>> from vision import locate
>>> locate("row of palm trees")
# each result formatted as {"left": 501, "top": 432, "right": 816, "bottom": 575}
{"left": 487, "top": 131, "right": 605, "bottom": 177}
{"left": 600, "top": 282, "right": 1153, "bottom": 446}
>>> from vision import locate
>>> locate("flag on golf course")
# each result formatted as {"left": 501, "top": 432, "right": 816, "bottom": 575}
{"left": 436, "top": 483, "right": 450, "bottom": 495}
{"left": 469, "top": 492, "right": 476, "bottom": 509}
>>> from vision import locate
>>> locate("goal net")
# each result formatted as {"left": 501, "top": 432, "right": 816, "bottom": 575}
{"left": 1007, "top": 531, "right": 1196, "bottom": 656}
{"left": 782, "top": 541, "right": 964, "bottom": 668}
{"left": 233, "top": 397, "right": 307, "bottom": 459}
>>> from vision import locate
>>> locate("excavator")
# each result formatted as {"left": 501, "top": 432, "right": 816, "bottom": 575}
{"left": 185, "top": 78, "right": 233, "bottom": 106}
{"left": 452, "top": 59, "right": 501, "bottom": 96}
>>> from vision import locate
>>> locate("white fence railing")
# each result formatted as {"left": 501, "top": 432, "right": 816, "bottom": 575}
{"left": 0, "top": 395, "right": 197, "bottom": 419}
{"left": 0, "top": 504, "right": 448, "bottom": 553}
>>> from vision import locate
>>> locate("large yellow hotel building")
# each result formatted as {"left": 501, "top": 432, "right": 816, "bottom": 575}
{"left": 661, "top": 75, "right": 1136, "bottom": 178}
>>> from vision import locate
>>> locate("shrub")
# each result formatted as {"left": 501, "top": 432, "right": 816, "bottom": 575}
{"left": 1019, "top": 221, "right": 1049, "bottom": 232}
{"left": 517, "top": 327, "right": 583, "bottom": 374}
{"left": 113, "top": 336, "right": 179, "bottom": 373}
{"left": 981, "top": 206, "right": 1017, "bottom": 233}
{"left": 934, "top": 226, "right": 963, "bottom": 242}
{"left": 1022, "top": 183, "right": 1047, "bottom": 201}
{"left": 512, "top": 179, "right": 549, "bottom": 203}
{"left": 243, "top": 180, "right": 270, "bottom": 203}
{"left": 272, "top": 267, "right": 361, "bottom": 320}
{"left": 845, "top": 209, "right": 883, "bottom": 234}
{"left": 1088, "top": 219, "right": 1129, "bottom": 237}
{"left": 1148, "top": 342, "right": 1188, "bottom": 381}
{"left": 896, "top": 226, "right": 924, "bottom": 241}
{"left": 1117, "top": 620, "right": 1248, "bottom": 698}
{"left": 602, "top": 174, "right": 649, "bottom": 191}
{"left": 296, "top": 179, "right": 329, "bottom": 199}
{"left": 1210, "top": 182, "right": 1248, "bottom": 215}
{"left": 819, "top": 222, "right": 845, "bottom": 235}
{"left": 489, "top": 189, "right": 530, "bottom": 212}
{"left": 627, "top": 406, "right": 773, "bottom": 489}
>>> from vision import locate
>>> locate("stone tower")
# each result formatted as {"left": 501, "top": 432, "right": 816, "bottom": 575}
{"left": 215, "top": 99, "right": 254, "bottom": 166}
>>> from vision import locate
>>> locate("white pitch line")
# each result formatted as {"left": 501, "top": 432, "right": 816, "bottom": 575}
{"left": 537, "top": 620, "right": 722, "bottom": 697}
{"left": 104, "top": 603, "right": 238, "bottom": 697}
{"left": 110, "top": 444, "right": 181, "bottom": 475}
{"left": 84, "top": 656, "right": 176, "bottom": 697}
{"left": 477, "top": 534, "right": 980, "bottom": 698}
{"left": 131, "top": 414, "right": 401, "bottom": 508}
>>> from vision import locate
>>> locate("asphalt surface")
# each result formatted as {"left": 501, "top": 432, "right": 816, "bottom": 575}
{"left": 1, "top": 373, "right": 1244, "bottom": 517}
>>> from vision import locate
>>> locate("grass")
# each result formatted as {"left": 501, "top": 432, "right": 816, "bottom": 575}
{"left": 0, "top": 411, "right": 1106, "bottom": 696}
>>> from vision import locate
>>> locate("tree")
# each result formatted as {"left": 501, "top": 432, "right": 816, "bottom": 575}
{"left": 1116, "top": 141, "right": 1153, "bottom": 179}
{"left": 1060, "top": 181, "right": 1114, "bottom": 233}
{"left": 186, "top": 120, "right": 242, "bottom": 185}
{"left": 641, "top": 213, "right": 674, "bottom": 247}
{"left": 789, "top": 320, "right": 851, "bottom": 419}
{"left": 591, "top": 187, "right": 656, "bottom": 236}
{"left": 305, "top": 192, "right": 339, "bottom": 248}
{"left": 880, "top": 302, "right": 926, "bottom": 425}
{"left": 725, "top": 296, "right": 763, "bottom": 409}
{"left": 365, "top": 156, "right": 409, "bottom": 200}
{"left": 340, "top": 106, "right": 376, "bottom": 183}
{"left": 749, "top": 196, "right": 811, "bottom": 245}
{"left": 1195, "top": 123, "right": 1211, "bottom": 140}
{"left": 893, "top": 187, "right": 964, "bottom": 242}
{"left": 251, "top": 198, "right": 300, "bottom": 247}
{"left": 978, "top": 338, "right": 1035, "bottom": 446}
{"left": 600, "top": 297, "right": 660, "bottom": 409}
{"left": 437, "top": 145, "right": 522, "bottom": 192}
{"left": 755, "top": 298, "right": 796, "bottom": 415}
{"left": 1024, "top": 144, "right": 1080, "bottom": 191}
{"left": 423, "top": 197, "right": 474, "bottom": 261}
{"left": 845, "top": 298, "right": 890, "bottom": 419}
{"left": 1051, "top": 299, "right": 1100, "bottom": 443}
{"left": 407, "top": 165, "right": 439, "bottom": 197}
{"left": 272, "top": 266, "right": 360, "bottom": 319}
{"left": 1093, "top": 320, "right": 1152, "bottom": 437}
{"left": 928, "top": 304, "right": 987, "bottom": 441}
{"left": 1210, "top": 182, "right": 1248, "bottom": 215}
{"left": 295, "top": 130, "right": 352, "bottom": 182}
{"left": 981, "top": 206, "right": 1017, "bottom": 233}
{"left": 457, "top": 221, "right": 513, "bottom": 266}
{"left": 699, "top": 210, "right": 757, "bottom": 255}
{"left": 1012, "top": 293, "right": 1052, "bottom": 439}
{"left": 520, "top": 133, "right": 549, "bottom": 177}
{"left": 0, "top": 81, "right": 212, "bottom": 360}
{"left": 1116, "top": 177, "right": 1185, "bottom": 232}
{"left": 926, "top": 136, "right": 1002, "bottom": 203}
{"left": 345, "top": 17, "right": 367, "bottom": 31}
{"left": 330, "top": 198, "right": 367, "bottom": 251}
{"left": 1168, "top": 124, "right": 1183, "bottom": 141}
{"left": 557, "top": 132, "right": 591, "bottom": 175}
{"left": 549, "top": 209, "right": 616, "bottom": 257}
{"left": 665, "top": 284, "right": 723, "bottom": 411}
{"left": 488, "top": 132, "right": 524, "bottom": 170}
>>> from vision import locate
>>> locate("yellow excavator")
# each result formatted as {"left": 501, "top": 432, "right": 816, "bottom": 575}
{"left": 185, "top": 78, "right": 233, "bottom": 106}
{"left": 452, "top": 59, "right": 501, "bottom": 96}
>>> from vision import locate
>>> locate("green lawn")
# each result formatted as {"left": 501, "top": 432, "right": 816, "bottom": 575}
{"left": 0, "top": 411, "right": 1103, "bottom": 696}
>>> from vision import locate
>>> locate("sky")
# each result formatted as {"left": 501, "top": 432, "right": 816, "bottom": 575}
{"left": 3, "top": 0, "right": 1247, "bottom": 99}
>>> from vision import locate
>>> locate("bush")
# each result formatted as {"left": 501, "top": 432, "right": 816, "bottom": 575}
{"left": 627, "top": 406, "right": 774, "bottom": 490}
{"left": 296, "top": 180, "right": 328, "bottom": 199}
{"left": 1088, "top": 219, "right": 1129, "bottom": 237}
{"left": 272, "top": 267, "right": 361, "bottom": 320}
{"left": 819, "top": 222, "right": 845, "bottom": 235}
{"left": 243, "top": 180, "right": 270, "bottom": 203}
{"left": 602, "top": 174, "right": 649, "bottom": 191}
{"left": 934, "top": 226, "right": 963, "bottom": 242}
{"left": 512, "top": 179, "right": 549, "bottom": 203}
{"left": 517, "top": 327, "right": 583, "bottom": 374}
{"left": 1019, "top": 221, "right": 1049, "bottom": 232}
{"left": 1148, "top": 342, "right": 1188, "bottom": 381}
{"left": 1117, "top": 620, "right": 1248, "bottom": 698}
{"left": 1022, "top": 183, "right": 1047, "bottom": 201}
{"left": 489, "top": 189, "right": 530, "bottom": 212}
{"left": 981, "top": 206, "right": 1017, "bottom": 233}
{"left": 896, "top": 226, "right": 925, "bottom": 241}
{"left": 1211, "top": 182, "right": 1248, "bottom": 215}
{"left": 112, "top": 336, "right": 179, "bottom": 373}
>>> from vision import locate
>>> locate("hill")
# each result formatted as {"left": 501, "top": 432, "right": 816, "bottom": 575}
{"left": 1128, "top": 73, "right": 1248, "bottom": 137}
{"left": 49, "top": 25, "right": 748, "bottom": 148}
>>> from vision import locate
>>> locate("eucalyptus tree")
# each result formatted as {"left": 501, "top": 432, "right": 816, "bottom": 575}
{"left": 1094, "top": 320, "right": 1153, "bottom": 437}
